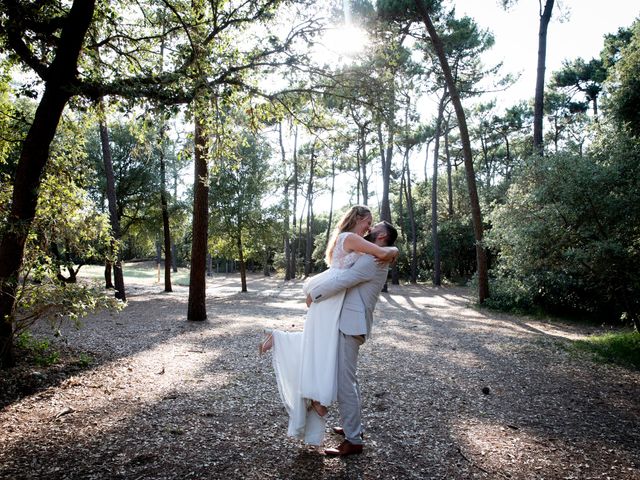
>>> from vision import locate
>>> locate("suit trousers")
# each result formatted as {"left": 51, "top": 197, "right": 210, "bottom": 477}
{"left": 337, "top": 332, "right": 365, "bottom": 445}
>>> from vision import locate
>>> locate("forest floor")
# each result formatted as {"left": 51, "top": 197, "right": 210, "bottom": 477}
{"left": 1, "top": 265, "right": 639, "bottom": 480}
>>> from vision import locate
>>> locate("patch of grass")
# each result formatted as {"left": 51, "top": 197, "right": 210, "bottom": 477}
{"left": 16, "top": 331, "right": 60, "bottom": 367}
{"left": 571, "top": 331, "right": 640, "bottom": 370}
{"left": 76, "top": 352, "right": 94, "bottom": 367}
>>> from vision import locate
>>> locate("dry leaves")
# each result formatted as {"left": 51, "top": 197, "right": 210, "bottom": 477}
{"left": 0, "top": 275, "right": 639, "bottom": 479}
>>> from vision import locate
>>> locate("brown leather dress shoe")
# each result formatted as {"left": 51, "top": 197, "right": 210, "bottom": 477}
{"left": 332, "top": 427, "right": 364, "bottom": 439}
{"left": 324, "top": 440, "right": 363, "bottom": 456}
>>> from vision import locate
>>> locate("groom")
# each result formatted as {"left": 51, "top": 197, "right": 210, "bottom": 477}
{"left": 305, "top": 220, "right": 398, "bottom": 456}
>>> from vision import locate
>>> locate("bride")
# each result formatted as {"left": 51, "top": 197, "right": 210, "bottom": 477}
{"left": 260, "top": 205, "right": 398, "bottom": 445}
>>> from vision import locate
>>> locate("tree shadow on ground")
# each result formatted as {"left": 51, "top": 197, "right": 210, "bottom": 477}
{"left": 1, "top": 277, "right": 639, "bottom": 479}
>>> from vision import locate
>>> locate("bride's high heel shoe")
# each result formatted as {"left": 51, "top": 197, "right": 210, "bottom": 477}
{"left": 258, "top": 331, "right": 273, "bottom": 355}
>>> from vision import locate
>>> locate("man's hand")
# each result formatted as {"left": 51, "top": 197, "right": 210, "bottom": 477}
{"left": 306, "top": 294, "right": 313, "bottom": 308}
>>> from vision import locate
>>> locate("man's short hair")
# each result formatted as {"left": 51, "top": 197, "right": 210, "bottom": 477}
{"left": 381, "top": 221, "right": 398, "bottom": 246}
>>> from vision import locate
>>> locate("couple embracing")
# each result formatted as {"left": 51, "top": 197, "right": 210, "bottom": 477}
{"left": 260, "top": 205, "right": 398, "bottom": 456}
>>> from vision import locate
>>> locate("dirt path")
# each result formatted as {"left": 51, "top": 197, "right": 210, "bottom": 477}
{"left": 1, "top": 274, "right": 639, "bottom": 479}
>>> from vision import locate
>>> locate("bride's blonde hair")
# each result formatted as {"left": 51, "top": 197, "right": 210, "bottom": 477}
{"left": 325, "top": 205, "right": 372, "bottom": 265}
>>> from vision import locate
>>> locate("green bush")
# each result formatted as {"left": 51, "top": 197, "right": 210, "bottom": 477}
{"left": 16, "top": 332, "right": 60, "bottom": 367}
{"left": 482, "top": 275, "right": 536, "bottom": 313}
{"left": 486, "top": 129, "right": 640, "bottom": 328}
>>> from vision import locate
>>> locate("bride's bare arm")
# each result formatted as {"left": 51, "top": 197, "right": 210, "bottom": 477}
{"left": 343, "top": 233, "right": 398, "bottom": 262}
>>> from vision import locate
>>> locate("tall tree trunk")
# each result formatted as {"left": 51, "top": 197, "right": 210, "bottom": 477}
{"left": 159, "top": 135, "right": 172, "bottom": 292}
{"left": 171, "top": 241, "right": 178, "bottom": 272}
{"left": 0, "top": 0, "right": 95, "bottom": 368}
{"left": 237, "top": 226, "right": 247, "bottom": 292}
{"left": 360, "top": 125, "right": 369, "bottom": 205}
{"left": 533, "top": 0, "right": 555, "bottom": 155}
{"left": 325, "top": 157, "right": 336, "bottom": 252}
{"left": 403, "top": 151, "right": 418, "bottom": 284}
{"left": 104, "top": 260, "right": 114, "bottom": 289}
{"left": 377, "top": 121, "right": 394, "bottom": 223}
{"left": 279, "top": 122, "right": 292, "bottom": 281}
{"left": 188, "top": 113, "right": 209, "bottom": 321}
{"left": 444, "top": 119, "right": 454, "bottom": 216}
{"left": 98, "top": 99, "right": 126, "bottom": 301}
{"left": 432, "top": 91, "right": 446, "bottom": 287}
{"left": 290, "top": 126, "right": 299, "bottom": 279}
{"left": 157, "top": 18, "right": 172, "bottom": 293}
{"left": 304, "top": 145, "right": 316, "bottom": 277}
{"left": 415, "top": 0, "right": 489, "bottom": 302}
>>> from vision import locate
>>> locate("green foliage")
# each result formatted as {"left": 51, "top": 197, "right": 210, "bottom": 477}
{"left": 15, "top": 332, "right": 60, "bottom": 367}
{"left": 482, "top": 275, "right": 536, "bottom": 313}
{"left": 377, "top": 0, "right": 441, "bottom": 22}
{"left": 487, "top": 130, "right": 640, "bottom": 327}
{"left": 571, "top": 331, "right": 640, "bottom": 370}
{"left": 208, "top": 115, "right": 275, "bottom": 266}
{"left": 605, "top": 19, "right": 640, "bottom": 136}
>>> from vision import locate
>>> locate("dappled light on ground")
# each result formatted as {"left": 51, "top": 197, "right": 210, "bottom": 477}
{"left": 1, "top": 273, "right": 638, "bottom": 479}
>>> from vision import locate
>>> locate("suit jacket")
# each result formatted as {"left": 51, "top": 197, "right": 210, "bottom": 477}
{"left": 308, "top": 254, "right": 388, "bottom": 339}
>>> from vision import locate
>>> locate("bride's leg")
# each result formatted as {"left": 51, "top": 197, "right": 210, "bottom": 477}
{"left": 258, "top": 331, "right": 274, "bottom": 355}
{"left": 310, "top": 400, "right": 328, "bottom": 417}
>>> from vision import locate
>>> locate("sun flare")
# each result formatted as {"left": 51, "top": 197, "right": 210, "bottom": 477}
{"left": 323, "top": 25, "right": 369, "bottom": 57}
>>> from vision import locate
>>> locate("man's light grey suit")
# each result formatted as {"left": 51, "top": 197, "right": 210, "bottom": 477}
{"left": 308, "top": 254, "right": 388, "bottom": 445}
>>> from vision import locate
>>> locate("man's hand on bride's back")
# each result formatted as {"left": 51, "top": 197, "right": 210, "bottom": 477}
{"left": 306, "top": 294, "right": 313, "bottom": 307}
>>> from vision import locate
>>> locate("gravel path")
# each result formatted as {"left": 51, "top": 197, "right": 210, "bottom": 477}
{"left": 1, "top": 274, "right": 639, "bottom": 479}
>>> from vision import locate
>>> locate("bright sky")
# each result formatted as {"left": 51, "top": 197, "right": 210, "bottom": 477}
{"left": 454, "top": 0, "right": 640, "bottom": 106}
{"left": 312, "top": 1, "right": 640, "bottom": 214}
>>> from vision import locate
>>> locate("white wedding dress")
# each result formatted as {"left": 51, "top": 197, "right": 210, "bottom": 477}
{"left": 271, "top": 232, "right": 361, "bottom": 445}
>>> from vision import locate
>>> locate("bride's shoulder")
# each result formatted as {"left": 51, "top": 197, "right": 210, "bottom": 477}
{"left": 336, "top": 231, "right": 353, "bottom": 246}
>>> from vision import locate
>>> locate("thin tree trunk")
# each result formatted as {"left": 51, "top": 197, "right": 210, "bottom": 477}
{"left": 279, "top": 122, "right": 292, "bottom": 281}
{"left": 325, "top": 157, "right": 336, "bottom": 252}
{"left": 0, "top": 0, "right": 95, "bottom": 368}
{"left": 304, "top": 145, "right": 316, "bottom": 277}
{"left": 377, "top": 121, "right": 394, "bottom": 223}
{"left": 237, "top": 226, "right": 247, "bottom": 292}
{"left": 171, "top": 241, "right": 178, "bottom": 272}
{"left": 159, "top": 124, "right": 173, "bottom": 292}
{"left": 432, "top": 91, "right": 446, "bottom": 287}
{"left": 444, "top": 117, "right": 454, "bottom": 216}
{"left": 98, "top": 99, "right": 126, "bottom": 301}
{"left": 415, "top": 0, "right": 489, "bottom": 302}
{"left": 404, "top": 151, "right": 418, "bottom": 284}
{"left": 290, "top": 126, "right": 299, "bottom": 279}
{"left": 188, "top": 113, "right": 209, "bottom": 321}
{"left": 360, "top": 125, "right": 369, "bottom": 205}
{"left": 533, "top": 0, "right": 555, "bottom": 155}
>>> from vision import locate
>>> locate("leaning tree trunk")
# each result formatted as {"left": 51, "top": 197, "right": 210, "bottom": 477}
{"left": 98, "top": 99, "right": 126, "bottom": 301}
{"left": 0, "top": 0, "right": 96, "bottom": 369}
{"left": 415, "top": 0, "right": 489, "bottom": 302}
{"left": 187, "top": 113, "right": 209, "bottom": 321}
{"left": 533, "top": 0, "right": 555, "bottom": 156}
